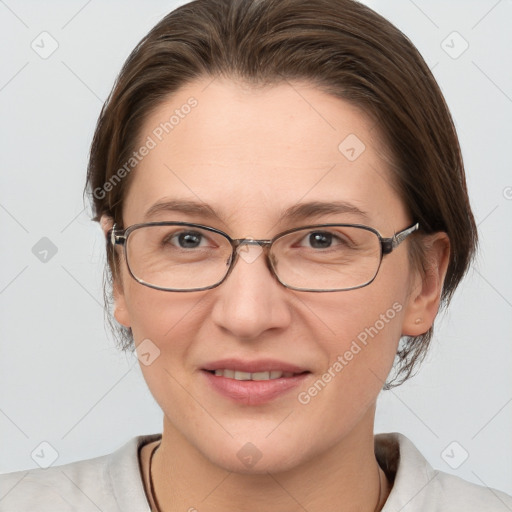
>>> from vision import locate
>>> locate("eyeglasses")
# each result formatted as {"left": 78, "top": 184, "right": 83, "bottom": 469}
{"left": 108, "top": 221, "right": 419, "bottom": 292}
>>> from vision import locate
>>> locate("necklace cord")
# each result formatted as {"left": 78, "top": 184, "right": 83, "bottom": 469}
{"left": 149, "top": 442, "right": 162, "bottom": 512}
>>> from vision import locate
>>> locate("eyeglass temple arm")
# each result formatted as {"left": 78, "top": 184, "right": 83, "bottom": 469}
{"left": 381, "top": 222, "right": 419, "bottom": 254}
{"left": 108, "top": 224, "right": 126, "bottom": 246}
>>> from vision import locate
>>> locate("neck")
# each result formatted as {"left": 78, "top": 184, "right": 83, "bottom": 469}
{"left": 147, "top": 407, "right": 390, "bottom": 512}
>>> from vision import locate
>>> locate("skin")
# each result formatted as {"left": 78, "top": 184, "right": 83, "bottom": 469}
{"left": 102, "top": 77, "right": 449, "bottom": 512}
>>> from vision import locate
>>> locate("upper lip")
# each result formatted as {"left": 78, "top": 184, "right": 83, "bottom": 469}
{"left": 202, "top": 358, "right": 309, "bottom": 374}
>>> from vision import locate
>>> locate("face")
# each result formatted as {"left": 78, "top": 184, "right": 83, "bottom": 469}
{"left": 110, "top": 77, "right": 440, "bottom": 473}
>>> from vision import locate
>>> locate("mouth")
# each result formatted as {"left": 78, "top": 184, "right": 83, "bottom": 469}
{"left": 204, "top": 369, "right": 308, "bottom": 380}
{"left": 200, "top": 359, "right": 311, "bottom": 405}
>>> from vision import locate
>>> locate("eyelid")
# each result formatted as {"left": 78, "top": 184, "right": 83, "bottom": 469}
{"left": 301, "top": 226, "right": 364, "bottom": 249}
{"left": 166, "top": 226, "right": 221, "bottom": 248}
{"left": 291, "top": 228, "right": 339, "bottom": 246}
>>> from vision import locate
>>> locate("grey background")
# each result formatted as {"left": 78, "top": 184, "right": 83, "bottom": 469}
{"left": 1, "top": 0, "right": 511, "bottom": 496}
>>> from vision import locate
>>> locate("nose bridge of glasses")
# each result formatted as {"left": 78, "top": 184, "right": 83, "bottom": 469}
{"left": 228, "top": 238, "right": 275, "bottom": 274}
{"left": 232, "top": 238, "right": 271, "bottom": 246}
{"left": 231, "top": 238, "right": 272, "bottom": 251}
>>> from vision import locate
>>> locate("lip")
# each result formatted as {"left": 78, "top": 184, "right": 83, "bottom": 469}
{"left": 201, "top": 358, "right": 310, "bottom": 405}
{"left": 202, "top": 370, "right": 310, "bottom": 405}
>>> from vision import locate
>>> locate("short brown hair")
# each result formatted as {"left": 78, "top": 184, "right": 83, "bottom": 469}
{"left": 86, "top": 0, "right": 477, "bottom": 387}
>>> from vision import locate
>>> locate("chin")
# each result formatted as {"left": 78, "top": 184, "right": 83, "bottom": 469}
{"left": 200, "top": 436, "right": 310, "bottom": 475}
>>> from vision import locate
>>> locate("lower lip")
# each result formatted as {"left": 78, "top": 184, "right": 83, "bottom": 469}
{"left": 202, "top": 370, "right": 310, "bottom": 405}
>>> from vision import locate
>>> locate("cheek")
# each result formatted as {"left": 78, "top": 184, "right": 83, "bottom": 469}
{"left": 292, "top": 292, "right": 403, "bottom": 444}
{"left": 302, "top": 288, "right": 403, "bottom": 382}
{"left": 124, "top": 283, "right": 207, "bottom": 342}
{"left": 298, "top": 264, "right": 407, "bottom": 393}
{"left": 124, "top": 285, "right": 210, "bottom": 406}
{"left": 301, "top": 270, "right": 404, "bottom": 346}
{"left": 333, "top": 296, "right": 403, "bottom": 387}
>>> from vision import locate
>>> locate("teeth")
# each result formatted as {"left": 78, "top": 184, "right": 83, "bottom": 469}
{"left": 212, "top": 369, "right": 296, "bottom": 380}
{"left": 252, "top": 371, "right": 271, "bottom": 381}
{"left": 234, "top": 370, "right": 252, "bottom": 381}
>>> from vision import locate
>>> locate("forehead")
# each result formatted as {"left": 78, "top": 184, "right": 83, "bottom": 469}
{"left": 123, "top": 77, "right": 408, "bottom": 233}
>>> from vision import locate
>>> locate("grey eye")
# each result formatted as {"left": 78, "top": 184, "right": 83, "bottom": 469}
{"left": 308, "top": 232, "right": 333, "bottom": 249}
{"left": 177, "top": 232, "right": 202, "bottom": 248}
{"left": 163, "top": 231, "right": 206, "bottom": 249}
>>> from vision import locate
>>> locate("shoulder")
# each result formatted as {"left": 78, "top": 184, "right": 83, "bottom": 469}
{"left": 431, "top": 469, "right": 512, "bottom": 510}
{"left": 376, "top": 432, "right": 512, "bottom": 511}
{"left": 1, "top": 455, "right": 110, "bottom": 512}
{"left": 0, "top": 434, "right": 161, "bottom": 512}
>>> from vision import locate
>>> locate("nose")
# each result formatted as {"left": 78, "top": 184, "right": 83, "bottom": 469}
{"left": 209, "top": 243, "right": 292, "bottom": 340}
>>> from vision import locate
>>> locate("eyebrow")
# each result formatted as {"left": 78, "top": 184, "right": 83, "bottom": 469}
{"left": 143, "top": 199, "right": 369, "bottom": 224}
{"left": 144, "top": 199, "right": 218, "bottom": 221}
{"left": 279, "top": 201, "right": 370, "bottom": 223}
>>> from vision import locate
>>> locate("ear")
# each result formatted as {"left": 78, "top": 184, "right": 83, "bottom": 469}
{"left": 100, "top": 214, "right": 131, "bottom": 329}
{"left": 402, "top": 232, "right": 450, "bottom": 336}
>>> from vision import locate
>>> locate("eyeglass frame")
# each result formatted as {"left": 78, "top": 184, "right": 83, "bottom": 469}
{"left": 108, "top": 221, "right": 420, "bottom": 293}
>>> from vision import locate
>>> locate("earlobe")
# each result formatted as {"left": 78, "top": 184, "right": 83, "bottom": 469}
{"left": 111, "top": 257, "right": 132, "bottom": 328}
{"left": 402, "top": 233, "right": 450, "bottom": 336}
{"left": 113, "top": 284, "right": 131, "bottom": 328}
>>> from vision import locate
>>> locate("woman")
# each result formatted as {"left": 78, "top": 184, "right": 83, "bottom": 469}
{"left": 1, "top": 0, "right": 511, "bottom": 510}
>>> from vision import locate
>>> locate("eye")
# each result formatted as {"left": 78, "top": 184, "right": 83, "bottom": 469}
{"left": 167, "top": 230, "right": 208, "bottom": 249}
{"left": 299, "top": 231, "right": 346, "bottom": 249}
{"left": 307, "top": 231, "right": 334, "bottom": 249}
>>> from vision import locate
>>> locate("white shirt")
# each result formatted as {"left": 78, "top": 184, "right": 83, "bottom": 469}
{"left": 1, "top": 432, "right": 511, "bottom": 511}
